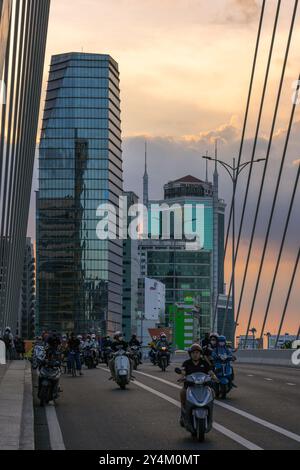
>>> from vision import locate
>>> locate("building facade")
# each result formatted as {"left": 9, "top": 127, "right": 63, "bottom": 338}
{"left": 139, "top": 175, "right": 227, "bottom": 340}
{"left": 18, "top": 238, "right": 35, "bottom": 340}
{"left": 0, "top": 0, "right": 50, "bottom": 334}
{"left": 37, "top": 53, "right": 123, "bottom": 335}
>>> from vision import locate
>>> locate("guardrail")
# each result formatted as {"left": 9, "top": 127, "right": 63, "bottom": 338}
{"left": 235, "top": 349, "right": 300, "bottom": 368}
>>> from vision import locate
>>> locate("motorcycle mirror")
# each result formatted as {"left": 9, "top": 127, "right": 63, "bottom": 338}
{"left": 175, "top": 368, "right": 182, "bottom": 375}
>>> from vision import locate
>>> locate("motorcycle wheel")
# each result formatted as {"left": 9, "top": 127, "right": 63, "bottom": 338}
{"left": 133, "top": 358, "right": 138, "bottom": 371}
{"left": 40, "top": 385, "right": 50, "bottom": 407}
{"left": 119, "top": 377, "right": 127, "bottom": 390}
{"left": 196, "top": 419, "right": 206, "bottom": 442}
{"left": 161, "top": 358, "right": 166, "bottom": 372}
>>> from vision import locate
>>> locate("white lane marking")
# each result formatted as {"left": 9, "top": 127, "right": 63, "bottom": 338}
{"left": 264, "top": 378, "right": 273, "bottom": 381}
{"left": 287, "top": 383, "right": 296, "bottom": 386}
{"left": 247, "top": 375, "right": 254, "bottom": 377}
{"left": 100, "top": 368, "right": 262, "bottom": 450}
{"left": 45, "top": 404, "right": 66, "bottom": 451}
{"left": 135, "top": 370, "right": 300, "bottom": 444}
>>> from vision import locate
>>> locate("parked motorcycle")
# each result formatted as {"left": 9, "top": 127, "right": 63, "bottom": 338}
{"left": 38, "top": 359, "right": 61, "bottom": 407}
{"left": 175, "top": 368, "right": 214, "bottom": 442}
{"left": 114, "top": 347, "right": 131, "bottom": 390}
{"left": 213, "top": 353, "right": 233, "bottom": 399}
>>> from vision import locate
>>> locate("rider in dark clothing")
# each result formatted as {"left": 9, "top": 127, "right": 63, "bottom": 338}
{"left": 67, "top": 334, "right": 82, "bottom": 375}
{"left": 129, "top": 335, "right": 141, "bottom": 347}
{"left": 129, "top": 335, "right": 142, "bottom": 363}
{"left": 179, "top": 344, "right": 218, "bottom": 408}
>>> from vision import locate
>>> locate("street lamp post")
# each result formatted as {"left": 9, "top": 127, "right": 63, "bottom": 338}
{"left": 202, "top": 155, "right": 266, "bottom": 334}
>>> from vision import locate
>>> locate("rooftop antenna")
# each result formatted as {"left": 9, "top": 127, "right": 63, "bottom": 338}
{"left": 205, "top": 150, "right": 209, "bottom": 182}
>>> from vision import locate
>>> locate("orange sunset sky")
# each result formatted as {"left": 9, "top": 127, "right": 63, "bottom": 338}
{"left": 28, "top": 0, "right": 300, "bottom": 339}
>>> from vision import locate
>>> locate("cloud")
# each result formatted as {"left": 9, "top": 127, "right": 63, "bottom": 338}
{"left": 224, "top": 0, "right": 260, "bottom": 24}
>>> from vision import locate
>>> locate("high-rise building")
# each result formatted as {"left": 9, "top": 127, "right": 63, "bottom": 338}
{"left": 122, "top": 191, "right": 139, "bottom": 339}
{"left": 140, "top": 174, "right": 232, "bottom": 342}
{"left": 0, "top": 0, "right": 50, "bottom": 334}
{"left": 37, "top": 53, "right": 123, "bottom": 335}
{"left": 18, "top": 238, "right": 35, "bottom": 340}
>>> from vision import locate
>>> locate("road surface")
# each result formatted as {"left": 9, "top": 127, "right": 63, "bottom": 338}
{"left": 34, "top": 356, "right": 300, "bottom": 450}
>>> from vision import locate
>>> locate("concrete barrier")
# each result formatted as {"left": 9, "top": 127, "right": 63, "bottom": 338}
{"left": 235, "top": 349, "right": 300, "bottom": 368}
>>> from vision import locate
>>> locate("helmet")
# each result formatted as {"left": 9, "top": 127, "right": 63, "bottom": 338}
{"left": 217, "top": 335, "right": 226, "bottom": 346}
{"left": 210, "top": 332, "right": 219, "bottom": 340}
{"left": 160, "top": 333, "right": 167, "bottom": 339}
{"left": 189, "top": 344, "right": 202, "bottom": 354}
{"left": 77, "top": 335, "right": 82, "bottom": 340}
{"left": 114, "top": 331, "right": 122, "bottom": 339}
{"left": 153, "top": 336, "right": 157, "bottom": 341}
{"left": 5, "top": 327, "right": 11, "bottom": 333}
{"left": 91, "top": 334, "right": 96, "bottom": 339}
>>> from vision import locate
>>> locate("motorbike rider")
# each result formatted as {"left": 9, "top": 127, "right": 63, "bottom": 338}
{"left": 148, "top": 336, "right": 158, "bottom": 363}
{"left": 38, "top": 341, "right": 62, "bottom": 399}
{"left": 101, "top": 335, "right": 113, "bottom": 363}
{"left": 108, "top": 332, "right": 133, "bottom": 381}
{"left": 129, "top": 334, "right": 142, "bottom": 364}
{"left": 156, "top": 333, "right": 171, "bottom": 365}
{"left": 178, "top": 344, "right": 219, "bottom": 421}
{"left": 212, "top": 335, "right": 237, "bottom": 388}
{"left": 203, "top": 333, "right": 219, "bottom": 360}
{"left": 67, "top": 333, "right": 83, "bottom": 376}
{"left": 201, "top": 332, "right": 211, "bottom": 349}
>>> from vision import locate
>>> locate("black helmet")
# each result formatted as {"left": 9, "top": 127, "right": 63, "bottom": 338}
{"left": 189, "top": 343, "right": 202, "bottom": 354}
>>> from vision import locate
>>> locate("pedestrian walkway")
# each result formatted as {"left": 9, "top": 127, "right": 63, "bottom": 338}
{"left": 0, "top": 361, "right": 34, "bottom": 450}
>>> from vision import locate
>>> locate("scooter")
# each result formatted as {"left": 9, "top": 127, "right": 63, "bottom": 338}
{"left": 114, "top": 347, "right": 131, "bottom": 390}
{"left": 38, "top": 359, "right": 61, "bottom": 407}
{"left": 175, "top": 368, "right": 214, "bottom": 442}
{"left": 213, "top": 353, "right": 233, "bottom": 399}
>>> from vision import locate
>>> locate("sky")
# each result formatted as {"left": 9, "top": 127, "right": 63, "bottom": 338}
{"left": 27, "top": 0, "right": 300, "bottom": 339}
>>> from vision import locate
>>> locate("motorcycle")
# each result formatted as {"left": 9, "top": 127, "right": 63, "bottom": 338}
{"left": 84, "top": 347, "right": 99, "bottom": 369}
{"left": 213, "top": 353, "right": 233, "bottom": 399}
{"left": 38, "top": 359, "right": 61, "bottom": 407}
{"left": 102, "top": 346, "right": 113, "bottom": 366}
{"left": 113, "top": 347, "right": 131, "bottom": 390}
{"left": 157, "top": 346, "right": 169, "bottom": 372}
{"left": 149, "top": 347, "right": 157, "bottom": 365}
{"left": 175, "top": 368, "right": 214, "bottom": 442}
{"left": 129, "top": 345, "right": 141, "bottom": 370}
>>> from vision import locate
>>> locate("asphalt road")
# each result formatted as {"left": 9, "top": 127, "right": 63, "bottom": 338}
{"left": 37, "top": 357, "right": 300, "bottom": 451}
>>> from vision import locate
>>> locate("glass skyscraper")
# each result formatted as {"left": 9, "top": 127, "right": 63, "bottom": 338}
{"left": 139, "top": 175, "right": 229, "bottom": 342}
{"left": 37, "top": 53, "right": 123, "bottom": 335}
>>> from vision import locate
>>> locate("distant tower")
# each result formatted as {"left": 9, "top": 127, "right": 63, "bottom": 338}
{"left": 143, "top": 141, "right": 149, "bottom": 207}
{"left": 212, "top": 140, "right": 219, "bottom": 331}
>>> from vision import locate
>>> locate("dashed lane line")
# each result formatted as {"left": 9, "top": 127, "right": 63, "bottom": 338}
{"left": 45, "top": 404, "right": 66, "bottom": 451}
